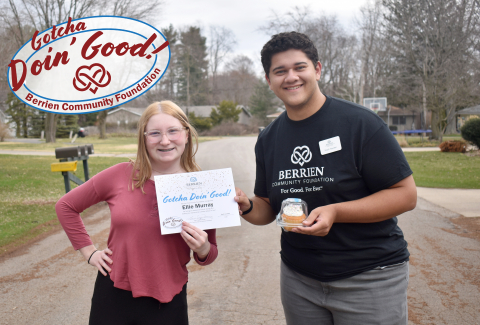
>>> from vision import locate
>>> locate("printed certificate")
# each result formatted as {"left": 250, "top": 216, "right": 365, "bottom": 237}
{"left": 154, "top": 168, "right": 241, "bottom": 235}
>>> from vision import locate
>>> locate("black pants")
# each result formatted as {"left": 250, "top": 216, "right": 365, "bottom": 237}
{"left": 89, "top": 272, "right": 188, "bottom": 325}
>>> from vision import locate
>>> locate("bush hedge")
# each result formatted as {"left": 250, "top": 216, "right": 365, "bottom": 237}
{"left": 461, "top": 118, "right": 480, "bottom": 149}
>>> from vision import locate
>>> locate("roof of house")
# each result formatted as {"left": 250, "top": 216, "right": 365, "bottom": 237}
{"left": 239, "top": 105, "right": 252, "bottom": 117}
{"left": 457, "top": 105, "right": 480, "bottom": 115}
{"left": 376, "top": 106, "right": 415, "bottom": 116}
{"left": 267, "top": 111, "right": 284, "bottom": 118}
{"left": 184, "top": 106, "right": 215, "bottom": 118}
{"left": 108, "top": 107, "right": 144, "bottom": 116}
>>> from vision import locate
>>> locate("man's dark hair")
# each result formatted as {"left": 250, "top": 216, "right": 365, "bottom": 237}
{"left": 261, "top": 32, "right": 319, "bottom": 77}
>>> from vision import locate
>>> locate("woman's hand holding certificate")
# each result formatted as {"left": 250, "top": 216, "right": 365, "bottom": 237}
{"left": 180, "top": 221, "right": 211, "bottom": 260}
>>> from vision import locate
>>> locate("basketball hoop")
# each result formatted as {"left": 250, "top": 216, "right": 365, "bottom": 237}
{"left": 370, "top": 103, "right": 380, "bottom": 114}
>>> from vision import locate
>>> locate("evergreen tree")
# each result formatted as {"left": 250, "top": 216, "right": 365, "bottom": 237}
{"left": 188, "top": 112, "right": 212, "bottom": 132}
{"left": 56, "top": 115, "right": 79, "bottom": 138}
{"left": 29, "top": 110, "right": 46, "bottom": 137}
{"left": 210, "top": 100, "right": 242, "bottom": 126}
{"left": 177, "top": 26, "right": 209, "bottom": 106}
{"left": 159, "top": 25, "right": 179, "bottom": 100}
{"left": 249, "top": 79, "right": 277, "bottom": 125}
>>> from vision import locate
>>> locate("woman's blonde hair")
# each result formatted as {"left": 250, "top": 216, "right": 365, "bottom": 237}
{"left": 131, "top": 101, "right": 200, "bottom": 191}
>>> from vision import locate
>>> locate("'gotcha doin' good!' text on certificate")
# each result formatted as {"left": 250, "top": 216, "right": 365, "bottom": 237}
{"left": 154, "top": 168, "right": 241, "bottom": 235}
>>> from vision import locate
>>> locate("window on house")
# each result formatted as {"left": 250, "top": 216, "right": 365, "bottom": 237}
{"left": 392, "top": 116, "right": 406, "bottom": 125}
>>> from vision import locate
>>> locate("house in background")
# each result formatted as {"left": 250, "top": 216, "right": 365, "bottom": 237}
{"left": 107, "top": 104, "right": 253, "bottom": 128}
{"left": 106, "top": 107, "right": 144, "bottom": 128}
{"left": 377, "top": 106, "right": 431, "bottom": 131}
{"left": 456, "top": 105, "right": 480, "bottom": 132}
{"left": 0, "top": 109, "right": 17, "bottom": 138}
{"left": 185, "top": 105, "right": 252, "bottom": 126}
{"left": 266, "top": 107, "right": 286, "bottom": 122}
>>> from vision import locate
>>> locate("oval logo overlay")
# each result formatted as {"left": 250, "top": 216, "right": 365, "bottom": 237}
{"left": 8, "top": 16, "right": 170, "bottom": 114}
{"left": 163, "top": 217, "right": 183, "bottom": 228}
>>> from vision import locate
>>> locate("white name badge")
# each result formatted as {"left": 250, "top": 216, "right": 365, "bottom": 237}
{"left": 154, "top": 168, "right": 241, "bottom": 235}
{"left": 319, "top": 136, "right": 342, "bottom": 155}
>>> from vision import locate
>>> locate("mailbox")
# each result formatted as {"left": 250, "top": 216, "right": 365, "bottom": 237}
{"left": 79, "top": 145, "right": 88, "bottom": 156}
{"left": 52, "top": 144, "right": 94, "bottom": 193}
{"left": 86, "top": 144, "right": 94, "bottom": 155}
{"left": 55, "top": 146, "right": 82, "bottom": 159}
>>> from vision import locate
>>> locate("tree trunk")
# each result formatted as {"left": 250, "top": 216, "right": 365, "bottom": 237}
{"left": 422, "top": 71, "right": 427, "bottom": 130}
{"left": 45, "top": 113, "right": 57, "bottom": 143}
{"left": 431, "top": 110, "right": 441, "bottom": 140}
{"left": 359, "top": 65, "right": 364, "bottom": 106}
{"left": 186, "top": 53, "right": 191, "bottom": 107}
{"left": 444, "top": 111, "right": 458, "bottom": 135}
{"left": 97, "top": 110, "right": 108, "bottom": 139}
{"left": 15, "top": 121, "right": 21, "bottom": 137}
{"left": 22, "top": 105, "right": 28, "bottom": 138}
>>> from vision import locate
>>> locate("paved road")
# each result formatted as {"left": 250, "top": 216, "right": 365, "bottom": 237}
{"left": 0, "top": 137, "right": 479, "bottom": 324}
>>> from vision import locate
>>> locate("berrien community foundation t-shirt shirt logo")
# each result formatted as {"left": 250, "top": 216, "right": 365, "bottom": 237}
{"left": 8, "top": 16, "right": 170, "bottom": 114}
{"left": 291, "top": 146, "right": 312, "bottom": 166}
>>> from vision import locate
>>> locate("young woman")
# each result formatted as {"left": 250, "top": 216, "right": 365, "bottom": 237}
{"left": 56, "top": 101, "right": 218, "bottom": 325}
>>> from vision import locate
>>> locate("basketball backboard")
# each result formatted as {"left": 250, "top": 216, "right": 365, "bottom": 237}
{"left": 363, "top": 97, "right": 387, "bottom": 113}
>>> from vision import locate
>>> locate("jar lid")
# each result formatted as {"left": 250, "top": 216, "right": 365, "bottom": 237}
{"left": 276, "top": 198, "right": 308, "bottom": 232}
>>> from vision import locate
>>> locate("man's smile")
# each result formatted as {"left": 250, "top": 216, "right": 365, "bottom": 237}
{"left": 284, "top": 85, "right": 303, "bottom": 90}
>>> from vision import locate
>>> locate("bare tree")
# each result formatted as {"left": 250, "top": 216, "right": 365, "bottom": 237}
{"left": 355, "top": 0, "right": 384, "bottom": 105}
{"left": 260, "top": 6, "right": 311, "bottom": 34}
{"left": 383, "top": 0, "right": 480, "bottom": 140}
{"left": 102, "top": 0, "right": 163, "bottom": 21}
{"left": 213, "top": 55, "right": 257, "bottom": 106}
{"left": 208, "top": 25, "right": 236, "bottom": 103}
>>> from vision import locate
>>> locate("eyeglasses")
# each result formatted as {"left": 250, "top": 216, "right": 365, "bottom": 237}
{"left": 144, "top": 127, "right": 187, "bottom": 142}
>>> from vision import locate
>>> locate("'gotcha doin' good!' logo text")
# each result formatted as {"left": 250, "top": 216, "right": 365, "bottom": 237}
{"left": 8, "top": 16, "right": 170, "bottom": 114}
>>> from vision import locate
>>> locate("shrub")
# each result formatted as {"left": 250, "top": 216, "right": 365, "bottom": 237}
{"left": 188, "top": 112, "right": 212, "bottom": 132}
{"left": 461, "top": 118, "right": 480, "bottom": 149}
{"left": 439, "top": 140, "right": 467, "bottom": 153}
{"left": 210, "top": 101, "right": 242, "bottom": 126}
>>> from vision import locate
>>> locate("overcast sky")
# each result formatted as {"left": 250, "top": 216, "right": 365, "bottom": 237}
{"left": 159, "top": 0, "right": 368, "bottom": 74}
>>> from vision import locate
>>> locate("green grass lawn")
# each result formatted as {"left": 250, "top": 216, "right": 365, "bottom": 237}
{"left": 0, "top": 136, "right": 222, "bottom": 154}
{"left": 394, "top": 134, "right": 463, "bottom": 147}
{"left": 405, "top": 151, "right": 480, "bottom": 188}
{"left": 0, "top": 155, "right": 128, "bottom": 250}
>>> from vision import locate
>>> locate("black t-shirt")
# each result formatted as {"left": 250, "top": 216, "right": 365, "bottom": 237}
{"left": 254, "top": 96, "right": 412, "bottom": 282}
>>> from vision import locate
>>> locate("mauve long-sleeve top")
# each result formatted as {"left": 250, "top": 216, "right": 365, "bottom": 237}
{"left": 55, "top": 162, "right": 218, "bottom": 303}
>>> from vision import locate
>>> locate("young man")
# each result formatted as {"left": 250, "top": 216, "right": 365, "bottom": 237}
{"left": 235, "top": 32, "right": 417, "bottom": 324}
